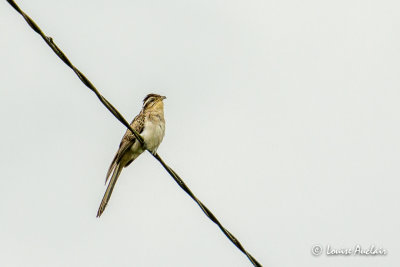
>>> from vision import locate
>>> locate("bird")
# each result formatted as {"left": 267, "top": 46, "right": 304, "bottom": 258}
{"left": 97, "top": 93, "right": 166, "bottom": 217}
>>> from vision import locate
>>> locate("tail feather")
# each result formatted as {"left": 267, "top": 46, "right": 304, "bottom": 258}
{"left": 105, "top": 153, "right": 119, "bottom": 185}
{"left": 97, "top": 164, "right": 123, "bottom": 217}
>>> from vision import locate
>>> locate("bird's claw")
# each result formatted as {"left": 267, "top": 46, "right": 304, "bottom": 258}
{"left": 142, "top": 143, "right": 156, "bottom": 155}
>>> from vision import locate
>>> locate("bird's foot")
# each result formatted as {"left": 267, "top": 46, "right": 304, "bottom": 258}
{"left": 142, "top": 143, "right": 157, "bottom": 155}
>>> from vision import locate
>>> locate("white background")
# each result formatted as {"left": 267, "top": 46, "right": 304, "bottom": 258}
{"left": 1, "top": 0, "right": 399, "bottom": 266}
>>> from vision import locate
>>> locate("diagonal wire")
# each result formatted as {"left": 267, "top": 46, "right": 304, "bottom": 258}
{"left": 6, "top": 1, "right": 262, "bottom": 266}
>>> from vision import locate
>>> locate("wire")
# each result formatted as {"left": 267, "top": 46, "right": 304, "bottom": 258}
{"left": 6, "top": 1, "right": 262, "bottom": 266}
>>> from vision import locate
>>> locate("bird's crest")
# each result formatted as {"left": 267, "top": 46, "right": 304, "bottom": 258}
{"left": 143, "top": 93, "right": 162, "bottom": 103}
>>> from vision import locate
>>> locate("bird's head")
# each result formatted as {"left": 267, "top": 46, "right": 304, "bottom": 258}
{"left": 142, "top": 93, "right": 166, "bottom": 111}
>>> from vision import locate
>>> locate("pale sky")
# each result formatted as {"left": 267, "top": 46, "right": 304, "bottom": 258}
{"left": 1, "top": 0, "right": 399, "bottom": 266}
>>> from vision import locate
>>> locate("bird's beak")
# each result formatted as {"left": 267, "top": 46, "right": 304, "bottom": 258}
{"left": 162, "top": 96, "right": 167, "bottom": 100}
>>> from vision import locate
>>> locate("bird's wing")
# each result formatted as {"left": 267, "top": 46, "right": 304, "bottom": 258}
{"left": 105, "top": 112, "right": 145, "bottom": 183}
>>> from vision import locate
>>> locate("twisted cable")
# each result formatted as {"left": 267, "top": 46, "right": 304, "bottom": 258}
{"left": 6, "top": 1, "right": 262, "bottom": 266}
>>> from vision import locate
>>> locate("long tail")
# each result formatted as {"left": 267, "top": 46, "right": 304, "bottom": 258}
{"left": 97, "top": 164, "right": 123, "bottom": 217}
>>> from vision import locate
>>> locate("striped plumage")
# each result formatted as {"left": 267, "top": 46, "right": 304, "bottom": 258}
{"left": 97, "top": 94, "right": 166, "bottom": 217}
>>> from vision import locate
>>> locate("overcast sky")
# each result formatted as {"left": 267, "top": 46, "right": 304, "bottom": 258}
{"left": 1, "top": 0, "right": 399, "bottom": 266}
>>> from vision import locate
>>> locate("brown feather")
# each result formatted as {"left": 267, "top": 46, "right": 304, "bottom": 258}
{"left": 143, "top": 93, "right": 162, "bottom": 103}
{"left": 99, "top": 93, "right": 166, "bottom": 217}
{"left": 105, "top": 111, "right": 146, "bottom": 184}
{"left": 97, "top": 164, "right": 123, "bottom": 217}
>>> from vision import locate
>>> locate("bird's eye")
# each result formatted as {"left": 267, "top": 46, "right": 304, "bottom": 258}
{"left": 143, "top": 97, "right": 155, "bottom": 108}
